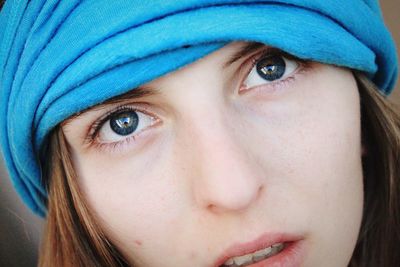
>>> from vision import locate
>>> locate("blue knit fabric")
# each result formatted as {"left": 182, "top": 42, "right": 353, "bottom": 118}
{"left": 0, "top": 0, "right": 398, "bottom": 217}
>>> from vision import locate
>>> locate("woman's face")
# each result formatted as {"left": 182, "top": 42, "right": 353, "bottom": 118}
{"left": 63, "top": 42, "right": 364, "bottom": 267}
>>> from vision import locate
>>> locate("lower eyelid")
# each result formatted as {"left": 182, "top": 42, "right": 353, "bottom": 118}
{"left": 83, "top": 104, "right": 161, "bottom": 148}
{"left": 90, "top": 117, "right": 163, "bottom": 154}
{"left": 240, "top": 51, "right": 293, "bottom": 90}
{"left": 101, "top": 115, "right": 160, "bottom": 142}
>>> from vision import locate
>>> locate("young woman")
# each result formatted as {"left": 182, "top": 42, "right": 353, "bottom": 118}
{"left": 0, "top": 1, "right": 399, "bottom": 267}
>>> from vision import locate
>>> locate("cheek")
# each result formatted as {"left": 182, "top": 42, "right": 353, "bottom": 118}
{"left": 243, "top": 66, "right": 363, "bottom": 265}
{"left": 70, "top": 139, "right": 187, "bottom": 260}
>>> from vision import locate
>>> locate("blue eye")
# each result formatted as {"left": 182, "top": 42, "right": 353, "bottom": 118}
{"left": 110, "top": 111, "right": 139, "bottom": 136}
{"left": 243, "top": 54, "right": 299, "bottom": 89}
{"left": 97, "top": 107, "right": 157, "bottom": 143}
{"left": 256, "top": 55, "right": 286, "bottom": 81}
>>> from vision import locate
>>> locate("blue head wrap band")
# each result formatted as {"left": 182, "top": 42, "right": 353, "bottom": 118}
{"left": 0, "top": 0, "right": 398, "bottom": 217}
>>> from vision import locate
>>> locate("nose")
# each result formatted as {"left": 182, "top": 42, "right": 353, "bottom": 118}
{"left": 187, "top": 114, "right": 265, "bottom": 214}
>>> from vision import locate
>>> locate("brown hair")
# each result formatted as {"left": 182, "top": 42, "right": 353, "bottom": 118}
{"left": 38, "top": 128, "right": 129, "bottom": 267}
{"left": 349, "top": 73, "right": 400, "bottom": 266}
{"left": 38, "top": 73, "right": 400, "bottom": 267}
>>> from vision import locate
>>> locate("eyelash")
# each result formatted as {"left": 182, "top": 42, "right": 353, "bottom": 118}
{"left": 238, "top": 48, "right": 310, "bottom": 94}
{"left": 84, "top": 105, "right": 159, "bottom": 153}
{"left": 87, "top": 48, "right": 310, "bottom": 152}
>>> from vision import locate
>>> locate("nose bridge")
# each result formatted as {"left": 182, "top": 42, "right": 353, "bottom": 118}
{"left": 187, "top": 109, "right": 264, "bottom": 213}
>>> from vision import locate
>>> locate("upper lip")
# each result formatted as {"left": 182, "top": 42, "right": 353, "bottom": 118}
{"left": 213, "top": 232, "right": 303, "bottom": 267}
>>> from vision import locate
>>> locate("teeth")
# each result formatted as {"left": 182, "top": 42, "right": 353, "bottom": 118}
{"left": 233, "top": 254, "right": 252, "bottom": 265}
{"left": 272, "top": 243, "right": 284, "bottom": 249}
{"left": 224, "top": 258, "right": 234, "bottom": 266}
{"left": 252, "top": 246, "right": 272, "bottom": 261}
{"left": 221, "top": 243, "right": 285, "bottom": 267}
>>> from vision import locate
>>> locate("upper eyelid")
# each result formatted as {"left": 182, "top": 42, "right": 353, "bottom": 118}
{"left": 236, "top": 47, "right": 307, "bottom": 92}
{"left": 62, "top": 85, "right": 158, "bottom": 129}
{"left": 89, "top": 106, "right": 126, "bottom": 139}
{"left": 249, "top": 48, "right": 305, "bottom": 67}
{"left": 85, "top": 104, "right": 153, "bottom": 145}
{"left": 240, "top": 48, "right": 306, "bottom": 77}
{"left": 236, "top": 48, "right": 274, "bottom": 82}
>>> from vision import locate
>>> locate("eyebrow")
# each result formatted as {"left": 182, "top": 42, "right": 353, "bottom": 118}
{"left": 223, "top": 42, "right": 266, "bottom": 69}
{"left": 99, "top": 85, "right": 158, "bottom": 106}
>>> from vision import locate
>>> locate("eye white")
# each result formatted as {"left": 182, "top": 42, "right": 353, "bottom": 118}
{"left": 243, "top": 56, "right": 299, "bottom": 88}
{"left": 98, "top": 111, "right": 155, "bottom": 143}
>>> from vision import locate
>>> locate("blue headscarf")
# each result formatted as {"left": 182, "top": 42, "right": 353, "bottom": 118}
{"left": 0, "top": 0, "right": 398, "bottom": 217}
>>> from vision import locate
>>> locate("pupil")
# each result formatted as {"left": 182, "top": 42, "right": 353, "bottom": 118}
{"left": 256, "top": 55, "right": 286, "bottom": 81}
{"left": 110, "top": 111, "right": 139, "bottom": 136}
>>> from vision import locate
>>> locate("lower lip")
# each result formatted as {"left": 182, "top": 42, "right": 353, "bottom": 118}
{"left": 245, "top": 240, "right": 306, "bottom": 267}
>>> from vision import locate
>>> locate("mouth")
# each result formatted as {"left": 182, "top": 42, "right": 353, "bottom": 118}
{"left": 214, "top": 233, "right": 305, "bottom": 267}
{"left": 220, "top": 242, "right": 287, "bottom": 266}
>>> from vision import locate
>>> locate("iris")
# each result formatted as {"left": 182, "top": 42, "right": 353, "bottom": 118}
{"left": 110, "top": 111, "right": 139, "bottom": 136}
{"left": 256, "top": 55, "right": 286, "bottom": 81}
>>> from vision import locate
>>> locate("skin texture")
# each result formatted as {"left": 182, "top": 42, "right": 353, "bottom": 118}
{"left": 62, "top": 42, "right": 364, "bottom": 267}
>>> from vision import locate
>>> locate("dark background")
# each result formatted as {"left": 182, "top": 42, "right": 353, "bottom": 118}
{"left": 0, "top": 1, "right": 399, "bottom": 266}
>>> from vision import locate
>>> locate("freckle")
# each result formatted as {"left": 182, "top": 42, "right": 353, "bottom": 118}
{"left": 189, "top": 251, "right": 197, "bottom": 260}
{"left": 134, "top": 240, "right": 143, "bottom": 246}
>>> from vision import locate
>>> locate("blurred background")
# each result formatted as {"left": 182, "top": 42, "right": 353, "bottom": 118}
{"left": 0, "top": 1, "right": 399, "bottom": 266}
